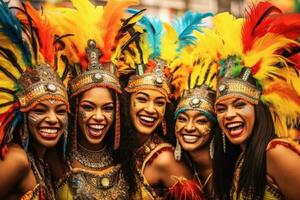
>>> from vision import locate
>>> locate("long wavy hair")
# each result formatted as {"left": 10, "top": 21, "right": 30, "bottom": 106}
{"left": 212, "top": 101, "right": 276, "bottom": 200}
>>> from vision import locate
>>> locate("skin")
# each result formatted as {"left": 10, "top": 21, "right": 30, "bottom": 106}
{"left": 77, "top": 87, "right": 114, "bottom": 150}
{"left": 130, "top": 89, "right": 192, "bottom": 195}
{"left": 175, "top": 110, "right": 214, "bottom": 197}
{"left": 216, "top": 97, "right": 300, "bottom": 199}
{"left": 0, "top": 99, "right": 68, "bottom": 199}
{"left": 215, "top": 97, "right": 255, "bottom": 150}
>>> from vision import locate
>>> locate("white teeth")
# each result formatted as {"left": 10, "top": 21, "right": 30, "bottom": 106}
{"left": 226, "top": 122, "right": 243, "bottom": 129}
{"left": 89, "top": 124, "right": 104, "bottom": 130}
{"left": 183, "top": 135, "right": 199, "bottom": 143}
{"left": 140, "top": 116, "right": 155, "bottom": 122}
{"left": 40, "top": 128, "right": 58, "bottom": 134}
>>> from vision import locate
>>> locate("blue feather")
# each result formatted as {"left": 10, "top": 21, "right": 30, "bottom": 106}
{"left": 0, "top": 0, "right": 32, "bottom": 66}
{"left": 173, "top": 11, "right": 213, "bottom": 51}
{"left": 128, "top": 8, "right": 163, "bottom": 59}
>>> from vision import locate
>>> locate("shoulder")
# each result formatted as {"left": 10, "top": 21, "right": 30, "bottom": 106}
{"left": 4, "top": 143, "right": 30, "bottom": 171}
{"left": 267, "top": 138, "right": 300, "bottom": 177}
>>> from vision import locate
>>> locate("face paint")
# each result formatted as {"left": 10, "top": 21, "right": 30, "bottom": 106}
{"left": 78, "top": 87, "right": 115, "bottom": 145}
{"left": 175, "top": 110, "right": 213, "bottom": 152}
{"left": 27, "top": 100, "right": 68, "bottom": 148}
{"left": 130, "top": 89, "right": 167, "bottom": 135}
{"left": 215, "top": 98, "right": 255, "bottom": 147}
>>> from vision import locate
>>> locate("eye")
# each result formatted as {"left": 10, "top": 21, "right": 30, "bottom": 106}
{"left": 234, "top": 101, "right": 246, "bottom": 108}
{"left": 216, "top": 106, "right": 226, "bottom": 114}
{"left": 80, "top": 104, "right": 94, "bottom": 111}
{"left": 155, "top": 100, "right": 166, "bottom": 107}
{"left": 177, "top": 115, "right": 187, "bottom": 123}
{"left": 103, "top": 105, "right": 114, "bottom": 112}
{"left": 196, "top": 118, "right": 208, "bottom": 124}
{"left": 136, "top": 96, "right": 147, "bottom": 103}
{"left": 56, "top": 108, "right": 67, "bottom": 115}
{"left": 32, "top": 108, "right": 46, "bottom": 114}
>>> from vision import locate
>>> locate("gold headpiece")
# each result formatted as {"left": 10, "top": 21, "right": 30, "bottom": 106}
{"left": 216, "top": 56, "right": 261, "bottom": 105}
{"left": 125, "top": 59, "right": 171, "bottom": 101}
{"left": 17, "top": 65, "right": 69, "bottom": 112}
{"left": 69, "top": 40, "right": 121, "bottom": 97}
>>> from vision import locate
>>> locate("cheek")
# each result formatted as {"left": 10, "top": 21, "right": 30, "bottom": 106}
{"left": 27, "top": 113, "right": 42, "bottom": 128}
{"left": 175, "top": 121, "right": 185, "bottom": 134}
{"left": 58, "top": 114, "right": 68, "bottom": 128}
{"left": 78, "top": 110, "right": 88, "bottom": 124}
{"left": 217, "top": 114, "right": 225, "bottom": 128}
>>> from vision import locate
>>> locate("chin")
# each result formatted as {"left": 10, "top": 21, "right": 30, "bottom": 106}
{"left": 38, "top": 139, "right": 60, "bottom": 148}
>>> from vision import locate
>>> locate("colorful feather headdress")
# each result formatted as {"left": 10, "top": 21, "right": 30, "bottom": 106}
{"left": 173, "top": 30, "right": 217, "bottom": 123}
{"left": 207, "top": 2, "right": 300, "bottom": 137}
{"left": 44, "top": 0, "right": 139, "bottom": 150}
{"left": 0, "top": 1, "right": 69, "bottom": 156}
{"left": 115, "top": 10, "right": 212, "bottom": 101}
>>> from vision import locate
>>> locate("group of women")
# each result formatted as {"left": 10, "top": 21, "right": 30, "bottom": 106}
{"left": 0, "top": 0, "right": 300, "bottom": 199}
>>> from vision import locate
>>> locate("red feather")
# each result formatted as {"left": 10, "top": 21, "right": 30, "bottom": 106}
{"left": 288, "top": 53, "right": 300, "bottom": 70}
{"left": 17, "top": 2, "right": 56, "bottom": 66}
{"left": 242, "top": 2, "right": 281, "bottom": 53}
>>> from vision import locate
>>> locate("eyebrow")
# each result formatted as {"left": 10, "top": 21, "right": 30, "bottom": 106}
{"left": 136, "top": 92, "right": 149, "bottom": 98}
{"left": 80, "top": 100, "right": 96, "bottom": 107}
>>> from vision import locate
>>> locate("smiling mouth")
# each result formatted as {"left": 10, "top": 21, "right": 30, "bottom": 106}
{"left": 39, "top": 128, "right": 59, "bottom": 139}
{"left": 225, "top": 122, "right": 244, "bottom": 137}
{"left": 88, "top": 124, "right": 105, "bottom": 138}
{"left": 182, "top": 135, "right": 200, "bottom": 143}
{"left": 138, "top": 115, "right": 157, "bottom": 127}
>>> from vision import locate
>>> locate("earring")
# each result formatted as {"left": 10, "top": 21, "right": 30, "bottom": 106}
{"left": 174, "top": 139, "right": 182, "bottom": 161}
{"left": 162, "top": 119, "right": 167, "bottom": 135}
{"left": 222, "top": 132, "right": 226, "bottom": 153}
{"left": 63, "top": 130, "right": 68, "bottom": 161}
{"left": 22, "top": 114, "right": 29, "bottom": 150}
{"left": 209, "top": 138, "right": 214, "bottom": 159}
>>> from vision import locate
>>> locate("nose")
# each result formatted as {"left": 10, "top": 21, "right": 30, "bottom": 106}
{"left": 144, "top": 101, "right": 155, "bottom": 114}
{"left": 225, "top": 106, "right": 236, "bottom": 121}
{"left": 92, "top": 108, "right": 105, "bottom": 121}
{"left": 45, "top": 110, "right": 59, "bottom": 124}
{"left": 184, "top": 119, "right": 195, "bottom": 132}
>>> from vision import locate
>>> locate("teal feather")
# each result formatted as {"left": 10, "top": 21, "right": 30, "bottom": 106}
{"left": 127, "top": 8, "right": 163, "bottom": 59}
{"left": 0, "top": 0, "right": 32, "bottom": 66}
{"left": 173, "top": 11, "right": 213, "bottom": 52}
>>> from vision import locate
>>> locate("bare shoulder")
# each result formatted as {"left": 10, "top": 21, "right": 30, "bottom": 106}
{"left": 151, "top": 143, "right": 175, "bottom": 169}
{"left": 0, "top": 143, "right": 31, "bottom": 196}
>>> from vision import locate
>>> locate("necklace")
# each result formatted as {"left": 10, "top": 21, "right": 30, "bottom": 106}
{"left": 195, "top": 170, "right": 213, "bottom": 193}
{"left": 135, "top": 133, "right": 160, "bottom": 170}
{"left": 72, "top": 144, "right": 113, "bottom": 169}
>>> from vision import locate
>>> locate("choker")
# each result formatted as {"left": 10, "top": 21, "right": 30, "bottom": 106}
{"left": 72, "top": 144, "right": 114, "bottom": 169}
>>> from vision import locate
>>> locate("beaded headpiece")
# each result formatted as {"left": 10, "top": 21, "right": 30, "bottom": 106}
{"left": 206, "top": 3, "right": 300, "bottom": 137}
{"left": 114, "top": 10, "right": 212, "bottom": 101}
{"left": 45, "top": 0, "right": 139, "bottom": 149}
{"left": 0, "top": 1, "right": 69, "bottom": 156}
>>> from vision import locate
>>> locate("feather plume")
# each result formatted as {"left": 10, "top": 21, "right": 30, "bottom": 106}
{"left": 173, "top": 11, "right": 212, "bottom": 51}
{"left": 0, "top": 0, "right": 32, "bottom": 66}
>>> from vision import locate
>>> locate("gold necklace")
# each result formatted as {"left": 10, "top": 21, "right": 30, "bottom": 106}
{"left": 195, "top": 170, "right": 213, "bottom": 193}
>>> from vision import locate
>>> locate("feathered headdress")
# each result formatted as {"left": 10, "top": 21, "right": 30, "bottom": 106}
{"left": 115, "top": 10, "right": 212, "bottom": 101}
{"left": 208, "top": 2, "right": 300, "bottom": 137}
{"left": 44, "top": 0, "right": 139, "bottom": 150}
{"left": 0, "top": 1, "right": 69, "bottom": 157}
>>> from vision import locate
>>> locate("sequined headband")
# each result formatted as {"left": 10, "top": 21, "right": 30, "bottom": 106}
{"left": 16, "top": 64, "right": 69, "bottom": 112}
{"left": 175, "top": 86, "right": 216, "bottom": 122}
{"left": 69, "top": 40, "right": 121, "bottom": 97}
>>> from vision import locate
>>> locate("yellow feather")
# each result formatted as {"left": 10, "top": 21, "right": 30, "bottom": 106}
{"left": 160, "top": 23, "right": 178, "bottom": 65}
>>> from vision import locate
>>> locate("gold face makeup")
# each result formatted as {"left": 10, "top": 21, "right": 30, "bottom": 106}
{"left": 130, "top": 89, "right": 167, "bottom": 135}
{"left": 215, "top": 97, "right": 255, "bottom": 147}
{"left": 175, "top": 110, "right": 212, "bottom": 152}
{"left": 27, "top": 99, "right": 68, "bottom": 148}
{"left": 78, "top": 87, "right": 114, "bottom": 146}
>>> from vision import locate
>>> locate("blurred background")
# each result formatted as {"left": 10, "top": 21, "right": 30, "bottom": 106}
{"left": 8, "top": 0, "right": 300, "bottom": 21}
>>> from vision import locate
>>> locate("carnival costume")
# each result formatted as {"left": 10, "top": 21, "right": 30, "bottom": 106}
{"left": 44, "top": 0, "right": 139, "bottom": 199}
{"left": 114, "top": 10, "right": 212, "bottom": 199}
{"left": 204, "top": 2, "right": 300, "bottom": 199}
{"left": 171, "top": 28, "right": 217, "bottom": 200}
{"left": 0, "top": 1, "right": 69, "bottom": 199}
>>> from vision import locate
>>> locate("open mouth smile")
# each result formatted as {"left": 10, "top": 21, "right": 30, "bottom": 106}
{"left": 181, "top": 134, "right": 200, "bottom": 143}
{"left": 39, "top": 128, "right": 59, "bottom": 139}
{"left": 225, "top": 122, "right": 244, "bottom": 138}
{"left": 88, "top": 124, "right": 105, "bottom": 138}
{"left": 138, "top": 115, "right": 157, "bottom": 127}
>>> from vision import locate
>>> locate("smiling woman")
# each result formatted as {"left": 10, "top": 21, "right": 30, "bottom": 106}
{"left": 0, "top": 1, "right": 69, "bottom": 199}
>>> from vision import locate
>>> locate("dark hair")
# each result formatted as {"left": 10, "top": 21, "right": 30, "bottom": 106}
{"left": 69, "top": 87, "right": 138, "bottom": 196}
{"left": 212, "top": 101, "right": 276, "bottom": 200}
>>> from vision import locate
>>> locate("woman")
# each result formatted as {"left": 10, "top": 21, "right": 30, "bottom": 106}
{"left": 173, "top": 39, "right": 218, "bottom": 199}
{"left": 207, "top": 4, "right": 300, "bottom": 200}
{"left": 115, "top": 11, "right": 212, "bottom": 199}
{"left": 44, "top": 0, "right": 139, "bottom": 199}
{"left": 0, "top": 1, "right": 69, "bottom": 199}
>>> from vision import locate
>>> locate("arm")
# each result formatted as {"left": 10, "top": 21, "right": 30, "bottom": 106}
{"left": 267, "top": 141, "right": 300, "bottom": 200}
{"left": 0, "top": 144, "right": 31, "bottom": 198}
